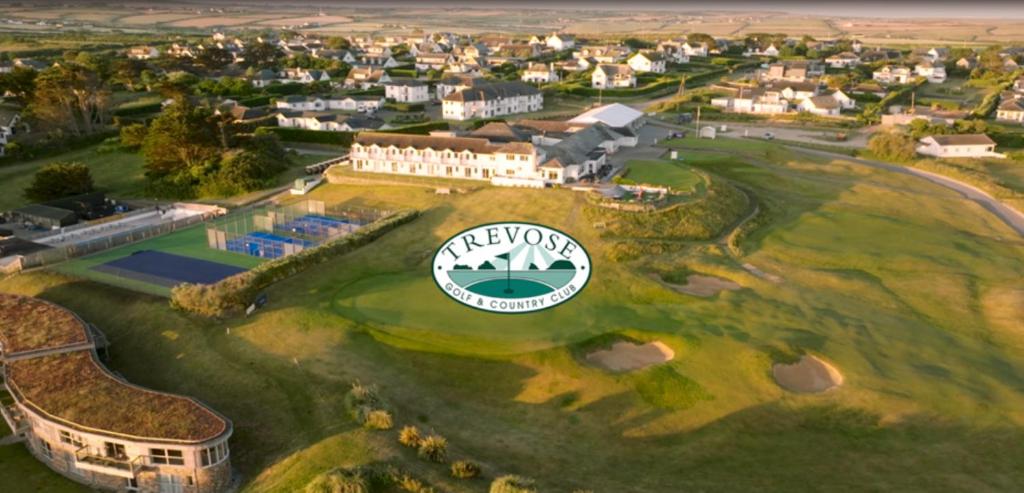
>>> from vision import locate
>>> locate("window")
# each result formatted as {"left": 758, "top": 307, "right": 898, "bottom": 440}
{"left": 104, "top": 442, "right": 127, "bottom": 460}
{"left": 157, "top": 474, "right": 183, "bottom": 493}
{"left": 200, "top": 442, "right": 229, "bottom": 467}
{"left": 40, "top": 440, "right": 53, "bottom": 459}
{"left": 150, "top": 448, "right": 185, "bottom": 466}
{"left": 59, "top": 430, "right": 84, "bottom": 448}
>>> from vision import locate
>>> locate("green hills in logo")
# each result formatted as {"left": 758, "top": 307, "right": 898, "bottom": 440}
{"left": 449, "top": 252, "right": 576, "bottom": 299}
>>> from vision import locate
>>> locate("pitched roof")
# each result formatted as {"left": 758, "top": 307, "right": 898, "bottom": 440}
{"left": 999, "top": 99, "right": 1024, "bottom": 112}
{"left": 595, "top": 64, "right": 633, "bottom": 77}
{"left": 443, "top": 81, "right": 539, "bottom": 103}
{"left": 806, "top": 95, "right": 840, "bottom": 109}
{"left": 355, "top": 132, "right": 535, "bottom": 154}
{"left": 470, "top": 122, "right": 532, "bottom": 142}
{"left": 926, "top": 134, "right": 996, "bottom": 146}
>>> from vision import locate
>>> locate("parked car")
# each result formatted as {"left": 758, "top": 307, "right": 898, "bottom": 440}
{"left": 763, "top": 132, "right": 775, "bottom": 140}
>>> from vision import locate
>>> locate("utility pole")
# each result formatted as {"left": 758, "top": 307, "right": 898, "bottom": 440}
{"left": 677, "top": 75, "right": 686, "bottom": 97}
{"left": 695, "top": 105, "right": 701, "bottom": 138}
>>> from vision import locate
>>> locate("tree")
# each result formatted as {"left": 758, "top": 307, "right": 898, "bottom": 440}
{"left": 109, "top": 59, "right": 146, "bottom": 90}
{"left": 195, "top": 46, "right": 234, "bottom": 70}
{"left": 325, "top": 36, "right": 350, "bottom": 49}
{"left": 0, "top": 66, "right": 37, "bottom": 103}
{"left": 142, "top": 99, "right": 221, "bottom": 179}
{"left": 242, "top": 42, "right": 281, "bottom": 69}
{"left": 687, "top": 32, "right": 716, "bottom": 47}
{"left": 868, "top": 131, "right": 917, "bottom": 162}
{"left": 24, "top": 162, "right": 94, "bottom": 202}
{"left": 30, "top": 65, "right": 110, "bottom": 136}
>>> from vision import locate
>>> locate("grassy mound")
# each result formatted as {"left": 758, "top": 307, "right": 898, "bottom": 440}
{"left": 586, "top": 175, "right": 748, "bottom": 241}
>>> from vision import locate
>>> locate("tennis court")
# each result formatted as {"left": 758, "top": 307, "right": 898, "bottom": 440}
{"left": 92, "top": 250, "right": 247, "bottom": 288}
{"left": 225, "top": 231, "right": 315, "bottom": 259}
{"left": 275, "top": 214, "right": 360, "bottom": 240}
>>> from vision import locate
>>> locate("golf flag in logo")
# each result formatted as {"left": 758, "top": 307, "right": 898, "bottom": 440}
{"left": 432, "top": 222, "right": 592, "bottom": 314}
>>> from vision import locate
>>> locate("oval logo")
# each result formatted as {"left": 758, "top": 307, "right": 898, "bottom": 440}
{"left": 432, "top": 222, "right": 591, "bottom": 314}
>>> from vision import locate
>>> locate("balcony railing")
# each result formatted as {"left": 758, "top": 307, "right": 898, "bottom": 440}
{"left": 74, "top": 446, "right": 143, "bottom": 479}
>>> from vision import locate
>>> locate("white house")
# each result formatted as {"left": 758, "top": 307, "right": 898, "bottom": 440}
{"left": 799, "top": 96, "right": 842, "bottom": 116}
{"left": 546, "top": 33, "right": 576, "bottom": 51}
{"left": 344, "top": 67, "right": 391, "bottom": 89}
{"left": 279, "top": 68, "right": 331, "bottom": 84}
{"left": 436, "top": 75, "right": 488, "bottom": 100}
{"left": 592, "top": 64, "right": 636, "bottom": 89}
{"left": 873, "top": 66, "right": 912, "bottom": 85}
{"left": 276, "top": 112, "right": 386, "bottom": 132}
{"left": 771, "top": 82, "right": 820, "bottom": 102}
{"left": 830, "top": 89, "right": 856, "bottom": 110}
{"left": 916, "top": 134, "right": 1004, "bottom": 159}
{"left": 996, "top": 98, "right": 1024, "bottom": 124}
{"left": 521, "top": 63, "right": 560, "bottom": 84}
{"left": 275, "top": 96, "right": 326, "bottom": 112}
{"left": 711, "top": 89, "right": 790, "bottom": 114}
{"left": 914, "top": 61, "right": 947, "bottom": 84}
{"left": 627, "top": 51, "right": 667, "bottom": 74}
{"left": 574, "top": 46, "right": 631, "bottom": 64}
{"left": 825, "top": 51, "right": 861, "bottom": 68}
{"left": 326, "top": 95, "right": 385, "bottom": 113}
{"left": 358, "top": 55, "right": 400, "bottom": 68}
{"left": 442, "top": 81, "right": 543, "bottom": 121}
{"left": 681, "top": 42, "right": 709, "bottom": 57}
{"left": 384, "top": 79, "right": 430, "bottom": 103}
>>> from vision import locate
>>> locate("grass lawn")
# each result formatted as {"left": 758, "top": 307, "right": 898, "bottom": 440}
{"left": 0, "top": 145, "right": 147, "bottom": 211}
{"left": 3, "top": 136, "right": 1024, "bottom": 491}
{"left": 624, "top": 159, "right": 705, "bottom": 193}
{"left": 51, "top": 222, "right": 265, "bottom": 297}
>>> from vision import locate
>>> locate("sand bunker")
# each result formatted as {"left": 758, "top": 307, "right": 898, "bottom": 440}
{"left": 773, "top": 355, "right": 843, "bottom": 393}
{"left": 654, "top": 273, "right": 741, "bottom": 297}
{"left": 586, "top": 341, "right": 675, "bottom": 372}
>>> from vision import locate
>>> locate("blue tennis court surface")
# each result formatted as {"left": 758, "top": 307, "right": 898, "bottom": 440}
{"left": 92, "top": 250, "right": 247, "bottom": 287}
{"left": 226, "top": 231, "right": 315, "bottom": 259}
{"left": 275, "top": 214, "right": 359, "bottom": 239}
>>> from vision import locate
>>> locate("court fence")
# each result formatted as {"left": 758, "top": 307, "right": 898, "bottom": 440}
{"left": 11, "top": 211, "right": 217, "bottom": 273}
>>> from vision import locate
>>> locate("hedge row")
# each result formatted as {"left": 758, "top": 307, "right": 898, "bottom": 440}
{"left": 384, "top": 102, "right": 425, "bottom": 112}
{"left": 171, "top": 209, "right": 420, "bottom": 317}
{"left": 378, "top": 121, "right": 449, "bottom": 135}
{"left": 0, "top": 129, "right": 119, "bottom": 167}
{"left": 264, "top": 83, "right": 307, "bottom": 96}
{"left": 386, "top": 68, "right": 418, "bottom": 78}
{"left": 260, "top": 127, "right": 356, "bottom": 146}
{"left": 553, "top": 68, "right": 729, "bottom": 98}
{"left": 237, "top": 95, "right": 272, "bottom": 107}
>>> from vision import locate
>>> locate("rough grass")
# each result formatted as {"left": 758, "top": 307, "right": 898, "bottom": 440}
{"left": 0, "top": 145, "right": 146, "bottom": 211}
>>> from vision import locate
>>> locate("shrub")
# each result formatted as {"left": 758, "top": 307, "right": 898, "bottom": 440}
{"left": 450, "top": 460, "right": 481, "bottom": 479}
{"left": 305, "top": 468, "right": 370, "bottom": 493}
{"left": 417, "top": 435, "right": 448, "bottom": 463}
{"left": 24, "top": 162, "right": 94, "bottom": 202}
{"left": 119, "top": 123, "right": 148, "bottom": 150}
{"left": 395, "top": 474, "right": 435, "bottom": 493}
{"left": 867, "top": 131, "right": 917, "bottom": 163}
{"left": 489, "top": 475, "right": 537, "bottom": 493}
{"left": 363, "top": 409, "right": 393, "bottom": 430}
{"left": 260, "top": 127, "right": 356, "bottom": 146}
{"left": 398, "top": 426, "right": 422, "bottom": 448}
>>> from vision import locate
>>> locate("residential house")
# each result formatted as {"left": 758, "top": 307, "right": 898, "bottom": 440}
{"left": 521, "top": 63, "right": 560, "bottom": 84}
{"left": 830, "top": 89, "right": 856, "bottom": 110}
{"left": 316, "top": 49, "right": 358, "bottom": 64}
{"left": 881, "top": 107, "right": 968, "bottom": 127}
{"left": 442, "top": 81, "right": 543, "bottom": 121}
{"left": 344, "top": 67, "right": 391, "bottom": 89}
{"left": 384, "top": 79, "right": 430, "bottom": 103}
{"left": 592, "top": 64, "right": 636, "bottom": 89}
{"left": 996, "top": 98, "right": 1024, "bottom": 124}
{"left": 956, "top": 55, "right": 978, "bottom": 70}
{"left": 357, "top": 55, "right": 400, "bottom": 68}
{"left": 850, "top": 81, "right": 888, "bottom": 98}
{"left": 436, "top": 75, "right": 489, "bottom": 100}
{"left": 759, "top": 61, "right": 822, "bottom": 82}
{"left": 873, "top": 65, "right": 912, "bottom": 85}
{"left": 770, "top": 81, "right": 821, "bottom": 102}
{"left": 279, "top": 68, "right": 331, "bottom": 84}
{"left": 825, "top": 51, "right": 861, "bottom": 68}
{"left": 627, "top": 51, "right": 667, "bottom": 74}
{"left": 554, "top": 58, "right": 590, "bottom": 72}
{"left": 914, "top": 61, "right": 947, "bottom": 83}
{"left": 0, "top": 109, "right": 23, "bottom": 156}
{"left": 546, "top": 33, "right": 576, "bottom": 51}
{"left": 275, "top": 96, "right": 326, "bottom": 112}
{"left": 799, "top": 95, "right": 841, "bottom": 116}
{"left": 415, "top": 53, "right": 453, "bottom": 72}
{"left": 711, "top": 88, "right": 789, "bottom": 114}
{"left": 916, "top": 134, "right": 1004, "bottom": 159}
{"left": 574, "top": 46, "right": 631, "bottom": 64}
{"left": 325, "top": 95, "right": 385, "bottom": 113}
{"left": 276, "top": 112, "right": 386, "bottom": 132}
